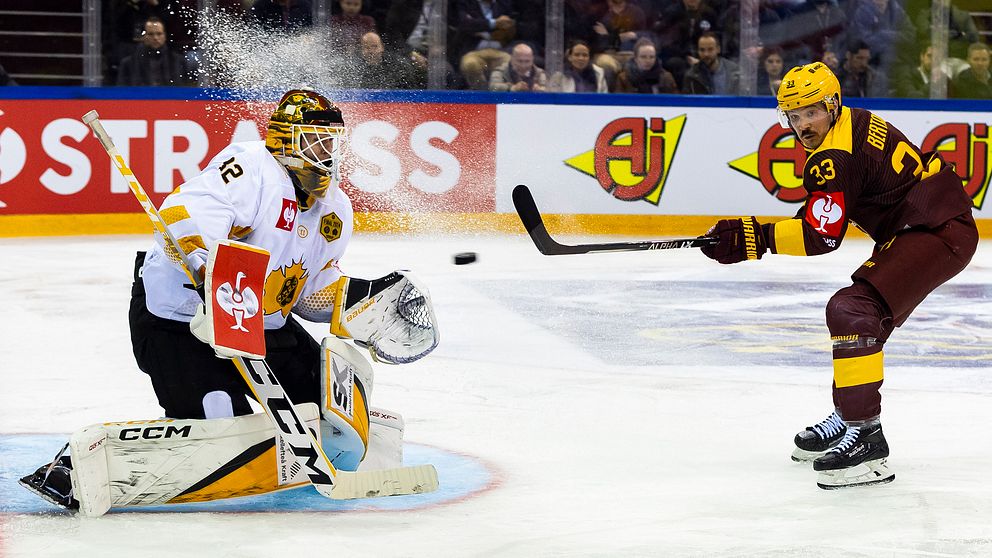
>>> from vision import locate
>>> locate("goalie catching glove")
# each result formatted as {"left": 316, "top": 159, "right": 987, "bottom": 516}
{"left": 330, "top": 270, "right": 439, "bottom": 364}
{"left": 700, "top": 216, "right": 767, "bottom": 265}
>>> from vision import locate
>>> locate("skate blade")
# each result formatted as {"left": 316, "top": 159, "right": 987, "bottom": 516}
{"left": 816, "top": 458, "right": 895, "bottom": 490}
{"left": 18, "top": 476, "right": 77, "bottom": 511}
{"left": 791, "top": 447, "right": 827, "bottom": 463}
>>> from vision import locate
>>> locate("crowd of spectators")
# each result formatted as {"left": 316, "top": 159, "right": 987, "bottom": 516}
{"left": 3, "top": 0, "right": 988, "bottom": 99}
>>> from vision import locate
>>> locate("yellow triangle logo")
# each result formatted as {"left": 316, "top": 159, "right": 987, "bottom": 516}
{"left": 728, "top": 134, "right": 805, "bottom": 192}
{"left": 564, "top": 114, "right": 687, "bottom": 205}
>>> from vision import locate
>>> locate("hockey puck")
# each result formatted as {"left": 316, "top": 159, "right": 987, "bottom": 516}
{"left": 453, "top": 252, "right": 478, "bottom": 265}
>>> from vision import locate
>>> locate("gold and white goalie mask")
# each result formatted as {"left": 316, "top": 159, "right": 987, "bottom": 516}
{"left": 265, "top": 88, "right": 346, "bottom": 199}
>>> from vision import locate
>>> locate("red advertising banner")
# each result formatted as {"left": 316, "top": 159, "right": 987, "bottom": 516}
{"left": 0, "top": 100, "right": 496, "bottom": 216}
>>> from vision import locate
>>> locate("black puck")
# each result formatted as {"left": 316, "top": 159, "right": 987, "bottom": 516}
{"left": 453, "top": 252, "right": 478, "bottom": 265}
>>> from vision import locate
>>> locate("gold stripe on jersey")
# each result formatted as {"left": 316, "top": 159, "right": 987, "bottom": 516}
{"left": 833, "top": 351, "right": 883, "bottom": 388}
{"left": 160, "top": 205, "right": 190, "bottom": 225}
{"left": 321, "top": 259, "right": 337, "bottom": 272}
{"left": 773, "top": 218, "right": 807, "bottom": 255}
{"left": 229, "top": 225, "right": 253, "bottom": 239}
{"left": 810, "top": 107, "right": 853, "bottom": 157}
{"left": 178, "top": 235, "right": 206, "bottom": 255}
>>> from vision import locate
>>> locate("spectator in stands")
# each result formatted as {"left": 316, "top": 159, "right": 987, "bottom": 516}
{"left": 653, "top": 0, "right": 720, "bottom": 89}
{"left": 683, "top": 32, "right": 740, "bottom": 95}
{"left": 564, "top": 0, "right": 607, "bottom": 47}
{"left": 347, "top": 31, "right": 423, "bottom": 89}
{"left": 106, "top": 0, "right": 192, "bottom": 85}
{"left": 381, "top": 0, "right": 425, "bottom": 54}
{"left": 848, "top": 0, "right": 915, "bottom": 71}
{"left": 907, "top": 1, "right": 979, "bottom": 62}
{"left": 251, "top": 0, "right": 313, "bottom": 31}
{"left": 548, "top": 39, "right": 609, "bottom": 93}
{"left": 330, "top": 0, "right": 377, "bottom": 56}
{"left": 821, "top": 49, "right": 841, "bottom": 74}
{"left": 490, "top": 42, "right": 547, "bottom": 92}
{"left": 718, "top": 0, "right": 782, "bottom": 63}
{"left": 591, "top": 0, "right": 649, "bottom": 78}
{"left": 835, "top": 40, "right": 885, "bottom": 98}
{"left": 890, "top": 43, "right": 935, "bottom": 98}
{"left": 117, "top": 17, "right": 188, "bottom": 86}
{"left": 950, "top": 43, "right": 992, "bottom": 100}
{"left": 757, "top": 46, "right": 784, "bottom": 96}
{"left": 615, "top": 38, "right": 679, "bottom": 94}
{"left": 452, "top": 0, "right": 518, "bottom": 90}
{"left": 779, "top": 0, "right": 858, "bottom": 63}
{"left": 0, "top": 63, "right": 16, "bottom": 86}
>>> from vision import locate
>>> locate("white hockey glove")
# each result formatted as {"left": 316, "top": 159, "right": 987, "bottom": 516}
{"left": 330, "top": 270, "right": 439, "bottom": 365}
{"left": 190, "top": 303, "right": 246, "bottom": 359}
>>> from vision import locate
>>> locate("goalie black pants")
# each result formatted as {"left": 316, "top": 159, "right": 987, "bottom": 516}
{"left": 128, "top": 252, "right": 321, "bottom": 419}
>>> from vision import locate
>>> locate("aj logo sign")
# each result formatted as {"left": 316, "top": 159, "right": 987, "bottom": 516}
{"left": 731, "top": 123, "right": 990, "bottom": 208}
{"left": 565, "top": 115, "right": 687, "bottom": 205}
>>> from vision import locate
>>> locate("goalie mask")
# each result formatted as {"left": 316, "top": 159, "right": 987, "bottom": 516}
{"left": 265, "top": 89, "right": 346, "bottom": 199}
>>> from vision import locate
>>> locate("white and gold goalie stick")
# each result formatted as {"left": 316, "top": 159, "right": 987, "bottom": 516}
{"left": 81, "top": 110, "right": 438, "bottom": 501}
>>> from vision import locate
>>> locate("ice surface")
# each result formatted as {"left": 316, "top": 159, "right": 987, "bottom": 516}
{"left": 2, "top": 233, "right": 991, "bottom": 557}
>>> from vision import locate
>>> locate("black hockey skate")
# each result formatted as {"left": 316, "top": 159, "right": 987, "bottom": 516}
{"left": 792, "top": 411, "right": 847, "bottom": 462}
{"left": 812, "top": 420, "right": 894, "bottom": 489}
{"left": 18, "top": 443, "right": 79, "bottom": 510}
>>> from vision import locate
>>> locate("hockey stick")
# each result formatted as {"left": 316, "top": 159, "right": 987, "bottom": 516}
{"left": 82, "top": 110, "right": 437, "bottom": 501}
{"left": 512, "top": 184, "right": 719, "bottom": 255}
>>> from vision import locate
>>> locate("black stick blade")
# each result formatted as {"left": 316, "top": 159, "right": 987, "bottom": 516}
{"left": 512, "top": 185, "right": 576, "bottom": 255}
{"left": 512, "top": 184, "right": 717, "bottom": 256}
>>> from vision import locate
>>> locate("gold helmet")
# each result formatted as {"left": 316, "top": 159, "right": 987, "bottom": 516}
{"left": 266, "top": 88, "right": 346, "bottom": 198}
{"left": 776, "top": 62, "right": 841, "bottom": 128}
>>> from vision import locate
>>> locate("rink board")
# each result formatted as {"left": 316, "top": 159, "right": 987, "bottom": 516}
{"left": 0, "top": 436, "right": 495, "bottom": 514}
{"left": 0, "top": 88, "right": 990, "bottom": 237}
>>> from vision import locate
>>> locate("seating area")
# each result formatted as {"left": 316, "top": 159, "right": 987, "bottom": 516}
{"left": 0, "top": 0, "right": 989, "bottom": 98}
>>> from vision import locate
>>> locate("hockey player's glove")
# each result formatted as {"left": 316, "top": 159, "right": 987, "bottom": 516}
{"left": 700, "top": 216, "right": 767, "bottom": 264}
{"left": 190, "top": 303, "right": 249, "bottom": 359}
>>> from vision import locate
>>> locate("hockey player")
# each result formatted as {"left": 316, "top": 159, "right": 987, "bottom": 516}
{"left": 21, "top": 88, "right": 440, "bottom": 512}
{"left": 700, "top": 63, "right": 977, "bottom": 488}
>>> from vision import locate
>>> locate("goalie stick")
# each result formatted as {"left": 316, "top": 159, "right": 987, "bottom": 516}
{"left": 512, "top": 184, "right": 719, "bottom": 255}
{"left": 81, "top": 110, "right": 437, "bottom": 504}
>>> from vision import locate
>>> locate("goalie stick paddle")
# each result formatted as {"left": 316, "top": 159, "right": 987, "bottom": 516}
{"left": 82, "top": 110, "right": 438, "bottom": 503}
{"left": 512, "top": 184, "right": 719, "bottom": 255}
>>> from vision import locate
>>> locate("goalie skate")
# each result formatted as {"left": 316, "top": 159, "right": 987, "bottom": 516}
{"left": 813, "top": 420, "right": 895, "bottom": 489}
{"left": 18, "top": 444, "right": 78, "bottom": 511}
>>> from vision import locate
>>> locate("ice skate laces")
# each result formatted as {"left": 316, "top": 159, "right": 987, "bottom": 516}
{"left": 828, "top": 425, "right": 861, "bottom": 454}
{"left": 811, "top": 411, "right": 845, "bottom": 440}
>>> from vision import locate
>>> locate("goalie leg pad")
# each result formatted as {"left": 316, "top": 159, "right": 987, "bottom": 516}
{"left": 24, "top": 404, "right": 321, "bottom": 516}
{"left": 359, "top": 408, "right": 405, "bottom": 472}
{"left": 320, "top": 337, "right": 373, "bottom": 472}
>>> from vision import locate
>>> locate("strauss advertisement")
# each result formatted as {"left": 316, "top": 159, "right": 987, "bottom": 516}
{"left": 0, "top": 100, "right": 496, "bottom": 215}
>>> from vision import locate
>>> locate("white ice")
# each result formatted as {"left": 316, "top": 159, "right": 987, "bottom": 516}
{"left": 2, "top": 232, "right": 992, "bottom": 557}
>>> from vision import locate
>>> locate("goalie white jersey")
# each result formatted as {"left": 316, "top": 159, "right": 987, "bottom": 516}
{"left": 141, "top": 140, "right": 354, "bottom": 328}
